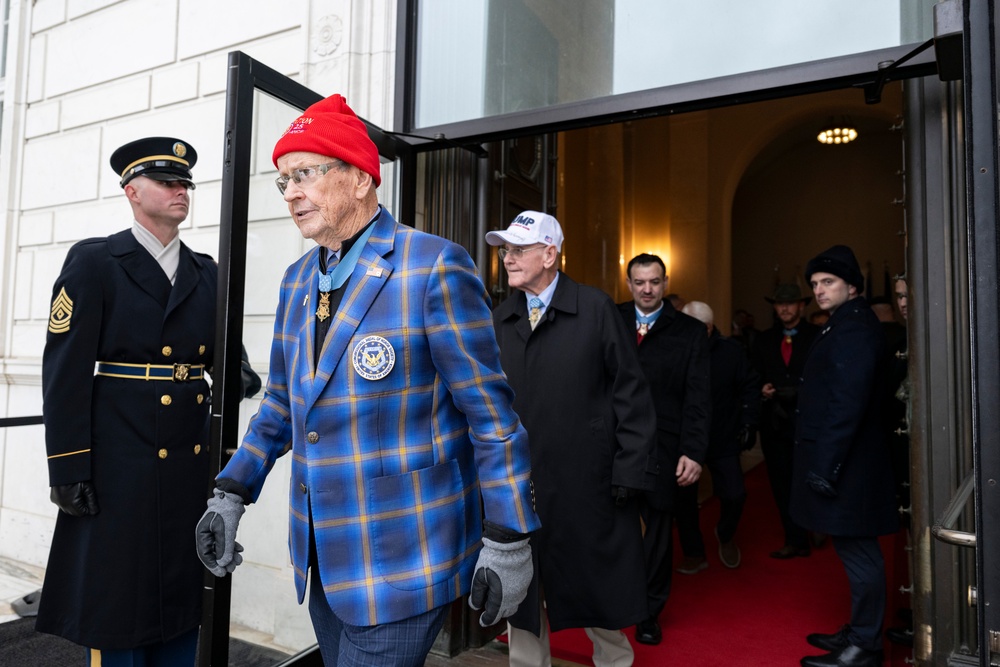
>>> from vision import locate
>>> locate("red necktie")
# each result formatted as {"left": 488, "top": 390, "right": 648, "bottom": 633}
{"left": 781, "top": 334, "right": 793, "bottom": 365}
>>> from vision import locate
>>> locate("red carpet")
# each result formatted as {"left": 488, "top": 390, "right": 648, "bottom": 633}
{"left": 503, "top": 463, "right": 912, "bottom": 666}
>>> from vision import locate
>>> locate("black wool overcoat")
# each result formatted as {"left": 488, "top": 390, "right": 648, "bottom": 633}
{"left": 790, "top": 297, "right": 899, "bottom": 537}
{"left": 750, "top": 320, "right": 820, "bottom": 442}
{"left": 36, "top": 229, "right": 217, "bottom": 649}
{"left": 494, "top": 273, "right": 657, "bottom": 634}
{"left": 707, "top": 330, "right": 760, "bottom": 458}
{"left": 617, "top": 300, "right": 710, "bottom": 511}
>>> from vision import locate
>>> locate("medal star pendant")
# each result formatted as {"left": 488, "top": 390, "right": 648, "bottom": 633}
{"left": 638, "top": 322, "right": 649, "bottom": 336}
{"left": 316, "top": 292, "right": 332, "bottom": 322}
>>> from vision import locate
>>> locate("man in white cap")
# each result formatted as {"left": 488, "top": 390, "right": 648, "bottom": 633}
{"left": 488, "top": 211, "right": 657, "bottom": 667}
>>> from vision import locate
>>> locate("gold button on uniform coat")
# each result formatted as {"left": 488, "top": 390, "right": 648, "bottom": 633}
{"left": 162, "top": 346, "right": 172, "bottom": 356}
{"left": 161, "top": 395, "right": 172, "bottom": 406}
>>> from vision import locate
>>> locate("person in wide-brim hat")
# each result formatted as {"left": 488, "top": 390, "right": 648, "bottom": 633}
{"left": 765, "top": 283, "right": 813, "bottom": 306}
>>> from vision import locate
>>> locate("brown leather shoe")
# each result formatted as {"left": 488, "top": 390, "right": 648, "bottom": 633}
{"left": 715, "top": 528, "right": 741, "bottom": 568}
{"left": 770, "top": 544, "right": 810, "bottom": 559}
{"left": 675, "top": 556, "right": 708, "bottom": 574}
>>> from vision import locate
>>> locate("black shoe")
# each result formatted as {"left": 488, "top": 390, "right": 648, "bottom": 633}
{"left": 800, "top": 645, "right": 882, "bottom": 667}
{"left": 635, "top": 617, "right": 662, "bottom": 645}
{"left": 806, "top": 625, "right": 850, "bottom": 652}
{"left": 886, "top": 625, "right": 914, "bottom": 647}
{"left": 770, "top": 544, "right": 810, "bottom": 559}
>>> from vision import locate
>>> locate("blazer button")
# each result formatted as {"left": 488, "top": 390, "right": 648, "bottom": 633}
{"left": 199, "top": 345, "right": 206, "bottom": 355}
{"left": 197, "top": 394, "right": 205, "bottom": 404}
{"left": 162, "top": 345, "right": 172, "bottom": 357}
{"left": 194, "top": 444, "right": 202, "bottom": 455}
{"left": 299, "top": 482, "right": 307, "bottom": 494}
{"left": 161, "top": 395, "right": 172, "bottom": 406}
{"left": 158, "top": 448, "right": 168, "bottom": 459}
{"left": 306, "top": 431, "right": 319, "bottom": 444}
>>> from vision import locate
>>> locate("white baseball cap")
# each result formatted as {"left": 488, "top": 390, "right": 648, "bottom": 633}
{"left": 485, "top": 210, "right": 564, "bottom": 252}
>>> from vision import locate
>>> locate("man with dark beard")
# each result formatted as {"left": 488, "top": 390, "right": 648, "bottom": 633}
{"left": 751, "top": 283, "right": 819, "bottom": 559}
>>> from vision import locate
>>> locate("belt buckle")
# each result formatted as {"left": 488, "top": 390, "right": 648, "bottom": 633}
{"left": 172, "top": 363, "right": 191, "bottom": 382}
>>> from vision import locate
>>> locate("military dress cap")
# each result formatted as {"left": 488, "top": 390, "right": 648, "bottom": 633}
{"left": 110, "top": 136, "right": 197, "bottom": 188}
{"left": 765, "top": 283, "right": 812, "bottom": 305}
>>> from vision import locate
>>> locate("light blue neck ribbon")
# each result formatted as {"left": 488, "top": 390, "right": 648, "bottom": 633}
{"left": 318, "top": 222, "right": 377, "bottom": 293}
{"left": 637, "top": 311, "right": 659, "bottom": 327}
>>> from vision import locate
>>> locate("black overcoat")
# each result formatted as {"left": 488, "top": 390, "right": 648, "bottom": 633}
{"left": 790, "top": 297, "right": 898, "bottom": 537}
{"left": 36, "top": 229, "right": 217, "bottom": 649}
{"left": 494, "top": 273, "right": 657, "bottom": 634}
{"left": 707, "top": 330, "right": 760, "bottom": 458}
{"left": 750, "top": 320, "right": 820, "bottom": 442}
{"left": 617, "top": 300, "right": 710, "bottom": 511}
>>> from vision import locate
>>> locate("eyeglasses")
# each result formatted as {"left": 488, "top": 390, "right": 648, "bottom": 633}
{"left": 275, "top": 161, "right": 344, "bottom": 194}
{"left": 498, "top": 245, "right": 545, "bottom": 260}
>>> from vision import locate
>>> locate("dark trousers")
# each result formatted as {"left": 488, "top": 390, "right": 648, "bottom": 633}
{"left": 86, "top": 628, "right": 198, "bottom": 667}
{"left": 760, "top": 433, "right": 809, "bottom": 549}
{"left": 675, "top": 455, "right": 747, "bottom": 556}
{"left": 832, "top": 536, "right": 886, "bottom": 652}
{"left": 640, "top": 500, "right": 674, "bottom": 619}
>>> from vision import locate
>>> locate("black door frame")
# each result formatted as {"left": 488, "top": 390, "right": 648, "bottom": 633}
{"left": 963, "top": 0, "right": 1000, "bottom": 663}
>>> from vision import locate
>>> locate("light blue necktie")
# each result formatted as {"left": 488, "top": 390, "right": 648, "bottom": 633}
{"left": 529, "top": 297, "right": 543, "bottom": 330}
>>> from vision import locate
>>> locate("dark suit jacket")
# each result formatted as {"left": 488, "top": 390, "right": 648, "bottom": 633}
{"left": 790, "top": 297, "right": 898, "bottom": 537}
{"left": 618, "top": 300, "right": 710, "bottom": 511}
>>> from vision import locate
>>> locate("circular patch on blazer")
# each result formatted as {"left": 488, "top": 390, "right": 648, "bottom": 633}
{"left": 352, "top": 335, "right": 396, "bottom": 380}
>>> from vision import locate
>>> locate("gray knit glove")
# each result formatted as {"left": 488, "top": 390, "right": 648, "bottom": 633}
{"left": 468, "top": 537, "right": 532, "bottom": 627}
{"left": 196, "top": 488, "right": 246, "bottom": 577}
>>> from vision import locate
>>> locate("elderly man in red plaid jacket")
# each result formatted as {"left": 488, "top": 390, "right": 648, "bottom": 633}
{"left": 196, "top": 94, "right": 540, "bottom": 666}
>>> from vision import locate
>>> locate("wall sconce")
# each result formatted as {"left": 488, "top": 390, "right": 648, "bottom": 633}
{"left": 817, "top": 117, "right": 858, "bottom": 145}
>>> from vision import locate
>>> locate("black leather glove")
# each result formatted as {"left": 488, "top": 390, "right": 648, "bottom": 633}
{"left": 50, "top": 482, "right": 100, "bottom": 516}
{"left": 240, "top": 348, "right": 262, "bottom": 399}
{"left": 738, "top": 425, "right": 758, "bottom": 451}
{"left": 806, "top": 471, "right": 838, "bottom": 498}
{"left": 612, "top": 486, "right": 639, "bottom": 507}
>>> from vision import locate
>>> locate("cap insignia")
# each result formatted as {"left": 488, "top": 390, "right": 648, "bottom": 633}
{"left": 172, "top": 142, "right": 187, "bottom": 158}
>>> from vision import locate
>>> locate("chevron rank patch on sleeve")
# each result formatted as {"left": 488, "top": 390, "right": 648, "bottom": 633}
{"left": 48, "top": 287, "right": 74, "bottom": 334}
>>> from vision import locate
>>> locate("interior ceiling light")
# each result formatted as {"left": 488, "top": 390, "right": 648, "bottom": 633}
{"left": 817, "top": 117, "right": 858, "bottom": 145}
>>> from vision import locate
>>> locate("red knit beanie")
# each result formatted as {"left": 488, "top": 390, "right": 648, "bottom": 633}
{"left": 272, "top": 94, "right": 381, "bottom": 187}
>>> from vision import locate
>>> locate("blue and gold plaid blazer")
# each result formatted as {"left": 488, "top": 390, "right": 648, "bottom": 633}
{"left": 220, "top": 208, "right": 539, "bottom": 625}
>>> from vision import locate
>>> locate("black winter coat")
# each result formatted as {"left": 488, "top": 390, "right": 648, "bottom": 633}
{"left": 494, "top": 273, "right": 657, "bottom": 634}
{"left": 790, "top": 297, "right": 898, "bottom": 537}
{"left": 708, "top": 330, "right": 760, "bottom": 458}
{"left": 617, "top": 300, "right": 710, "bottom": 511}
{"left": 36, "top": 230, "right": 217, "bottom": 649}
{"left": 751, "top": 320, "right": 820, "bottom": 442}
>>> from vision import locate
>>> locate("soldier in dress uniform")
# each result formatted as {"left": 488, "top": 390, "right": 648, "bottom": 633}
{"left": 35, "top": 137, "right": 257, "bottom": 666}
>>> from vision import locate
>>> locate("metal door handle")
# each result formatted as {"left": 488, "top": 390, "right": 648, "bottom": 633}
{"left": 931, "top": 472, "right": 977, "bottom": 548}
